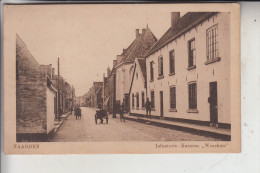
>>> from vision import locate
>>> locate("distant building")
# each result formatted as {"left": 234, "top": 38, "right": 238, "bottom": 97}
{"left": 144, "top": 12, "right": 230, "bottom": 128}
{"left": 51, "top": 75, "right": 73, "bottom": 114}
{"left": 103, "top": 66, "right": 115, "bottom": 113}
{"left": 16, "top": 34, "right": 57, "bottom": 142}
{"left": 86, "top": 82, "right": 103, "bottom": 108}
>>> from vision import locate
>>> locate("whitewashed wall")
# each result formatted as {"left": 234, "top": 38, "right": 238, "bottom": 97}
{"left": 46, "top": 87, "right": 55, "bottom": 134}
{"left": 130, "top": 60, "right": 146, "bottom": 115}
{"left": 146, "top": 13, "right": 230, "bottom": 124}
{"left": 116, "top": 63, "right": 135, "bottom": 104}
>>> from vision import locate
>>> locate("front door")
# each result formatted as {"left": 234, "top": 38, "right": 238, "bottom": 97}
{"left": 209, "top": 82, "right": 218, "bottom": 125}
{"left": 160, "top": 91, "right": 164, "bottom": 117}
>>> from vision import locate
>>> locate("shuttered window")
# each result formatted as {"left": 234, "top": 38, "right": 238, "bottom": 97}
{"left": 150, "top": 61, "right": 154, "bottom": 81}
{"left": 132, "top": 93, "right": 134, "bottom": 108}
{"left": 151, "top": 90, "right": 155, "bottom": 108}
{"left": 158, "top": 56, "right": 164, "bottom": 76}
{"left": 136, "top": 92, "right": 139, "bottom": 108}
{"left": 188, "top": 83, "right": 197, "bottom": 109}
{"left": 207, "top": 25, "right": 219, "bottom": 61}
{"left": 188, "top": 38, "right": 196, "bottom": 67}
{"left": 170, "top": 86, "right": 176, "bottom": 109}
{"left": 169, "top": 50, "right": 175, "bottom": 74}
{"left": 141, "top": 92, "right": 145, "bottom": 108}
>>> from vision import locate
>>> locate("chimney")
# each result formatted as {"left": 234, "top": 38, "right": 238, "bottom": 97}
{"left": 135, "top": 29, "right": 140, "bottom": 38}
{"left": 113, "top": 60, "right": 117, "bottom": 67}
{"left": 142, "top": 28, "right": 146, "bottom": 35}
{"left": 171, "top": 12, "right": 180, "bottom": 27}
{"left": 117, "top": 55, "right": 123, "bottom": 64}
{"left": 107, "top": 67, "right": 111, "bottom": 77}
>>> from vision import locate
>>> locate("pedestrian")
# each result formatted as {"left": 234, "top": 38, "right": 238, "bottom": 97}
{"left": 78, "top": 107, "right": 82, "bottom": 119}
{"left": 75, "top": 107, "right": 81, "bottom": 120}
{"left": 71, "top": 106, "right": 73, "bottom": 114}
{"left": 120, "top": 101, "right": 125, "bottom": 122}
{"left": 75, "top": 107, "right": 78, "bottom": 120}
{"left": 145, "top": 98, "right": 152, "bottom": 119}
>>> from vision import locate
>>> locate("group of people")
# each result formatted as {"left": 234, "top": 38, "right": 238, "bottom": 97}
{"left": 119, "top": 97, "right": 152, "bottom": 121}
{"left": 74, "top": 106, "right": 82, "bottom": 120}
{"left": 72, "top": 97, "right": 152, "bottom": 122}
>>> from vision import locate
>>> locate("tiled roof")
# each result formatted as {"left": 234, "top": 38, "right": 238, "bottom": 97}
{"left": 145, "top": 12, "right": 218, "bottom": 57}
{"left": 119, "top": 27, "right": 157, "bottom": 64}
{"left": 137, "top": 58, "right": 146, "bottom": 80}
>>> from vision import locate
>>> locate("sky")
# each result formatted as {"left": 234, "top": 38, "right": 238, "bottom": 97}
{"left": 12, "top": 4, "right": 186, "bottom": 96}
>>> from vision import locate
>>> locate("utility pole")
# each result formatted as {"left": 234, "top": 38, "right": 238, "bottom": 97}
{"left": 58, "top": 58, "right": 60, "bottom": 121}
{"left": 112, "top": 72, "right": 116, "bottom": 118}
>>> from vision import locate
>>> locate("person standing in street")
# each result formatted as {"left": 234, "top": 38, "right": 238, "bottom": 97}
{"left": 120, "top": 101, "right": 126, "bottom": 122}
{"left": 145, "top": 98, "right": 152, "bottom": 119}
{"left": 75, "top": 106, "right": 82, "bottom": 120}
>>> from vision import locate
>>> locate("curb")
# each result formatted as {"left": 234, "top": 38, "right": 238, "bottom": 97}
{"left": 124, "top": 116, "right": 231, "bottom": 141}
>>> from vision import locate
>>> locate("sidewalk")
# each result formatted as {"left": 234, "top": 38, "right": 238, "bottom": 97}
{"left": 54, "top": 111, "right": 72, "bottom": 133}
{"left": 124, "top": 113, "right": 231, "bottom": 141}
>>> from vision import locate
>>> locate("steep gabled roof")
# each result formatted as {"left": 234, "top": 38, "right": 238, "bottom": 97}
{"left": 119, "top": 27, "right": 158, "bottom": 64}
{"left": 145, "top": 12, "right": 218, "bottom": 57}
{"left": 137, "top": 58, "right": 146, "bottom": 80}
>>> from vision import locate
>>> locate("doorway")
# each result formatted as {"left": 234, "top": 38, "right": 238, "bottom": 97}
{"left": 160, "top": 91, "right": 164, "bottom": 117}
{"left": 209, "top": 82, "right": 218, "bottom": 125}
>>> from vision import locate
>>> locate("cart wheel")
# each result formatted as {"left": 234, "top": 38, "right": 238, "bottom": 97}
{"left": 95, "top": 114, "right": 97, "bottom": 124}
{"left": 106, "top": 116, "right": 108, "bottom": 124}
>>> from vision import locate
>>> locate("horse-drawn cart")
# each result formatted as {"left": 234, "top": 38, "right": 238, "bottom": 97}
{"left": 95, "top": 109, "right": 108, "bottom": 124}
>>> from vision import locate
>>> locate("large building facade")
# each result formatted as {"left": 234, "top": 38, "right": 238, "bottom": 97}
{"left": 144, "top": 12, "right": 230, "bottom": 128}
{"left": 115, "top": 27, "right": 157, "bottom": 112}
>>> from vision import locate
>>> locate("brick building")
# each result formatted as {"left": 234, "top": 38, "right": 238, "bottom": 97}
{"left": 16, "top": 34, "right": 57, "bottom": 142}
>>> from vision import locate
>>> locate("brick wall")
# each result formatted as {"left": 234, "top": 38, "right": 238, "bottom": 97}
{"left": 16, "top": 35, "right": 48, "bottom": 135}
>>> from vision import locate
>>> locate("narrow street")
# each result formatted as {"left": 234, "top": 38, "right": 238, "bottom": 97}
{"left": 51, "top": 107, "right": 217, "bottom": 142}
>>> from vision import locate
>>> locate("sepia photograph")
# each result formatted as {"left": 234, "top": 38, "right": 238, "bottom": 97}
{"left": 3, "top": 3, "right": 240, "bottom": 154}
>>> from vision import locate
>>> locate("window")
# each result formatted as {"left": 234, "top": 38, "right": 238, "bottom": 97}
{"left": 169, "top": 50, "right": 175, "bottom": 74}
{"left": 151, "top": 90, "right": 155, "bottom": 109}
{"left": 188, "top": 38, "right": 196, "bottom": 68}
{"left": 141, "top": 92, "right": 145, "bottom": 108}
{"left": 150, "top": 61, "right": 154, "bottom": 81}
{"left": 136, "top": 92, "right": 139, "bottom": 108}
{"left": 170, "top": 86, "right": 176, "bottom": 109}
{"left": 132, "top": 93, "right": 134, "bottom": 108}
{"left": 188, "top": 83, "right": 197, "bottom": 110}
{"left": 158, "top": 56, "right": 164, "bottom": 76}
{"left": 207, "top": 25, "right": 219, "bottom": 61}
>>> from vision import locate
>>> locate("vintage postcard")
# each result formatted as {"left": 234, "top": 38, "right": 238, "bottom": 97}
{"left": 3, "top": 3, "right": 240, "bottom": 154}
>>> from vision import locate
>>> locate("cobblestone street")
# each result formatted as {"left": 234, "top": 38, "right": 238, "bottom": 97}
{"left": 51, "top": 107, "right": 217, "bottom": 142}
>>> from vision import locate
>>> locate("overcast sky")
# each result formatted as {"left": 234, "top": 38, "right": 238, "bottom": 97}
{"left": 13, "top": 5, "right": 186, "bottom": 96}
